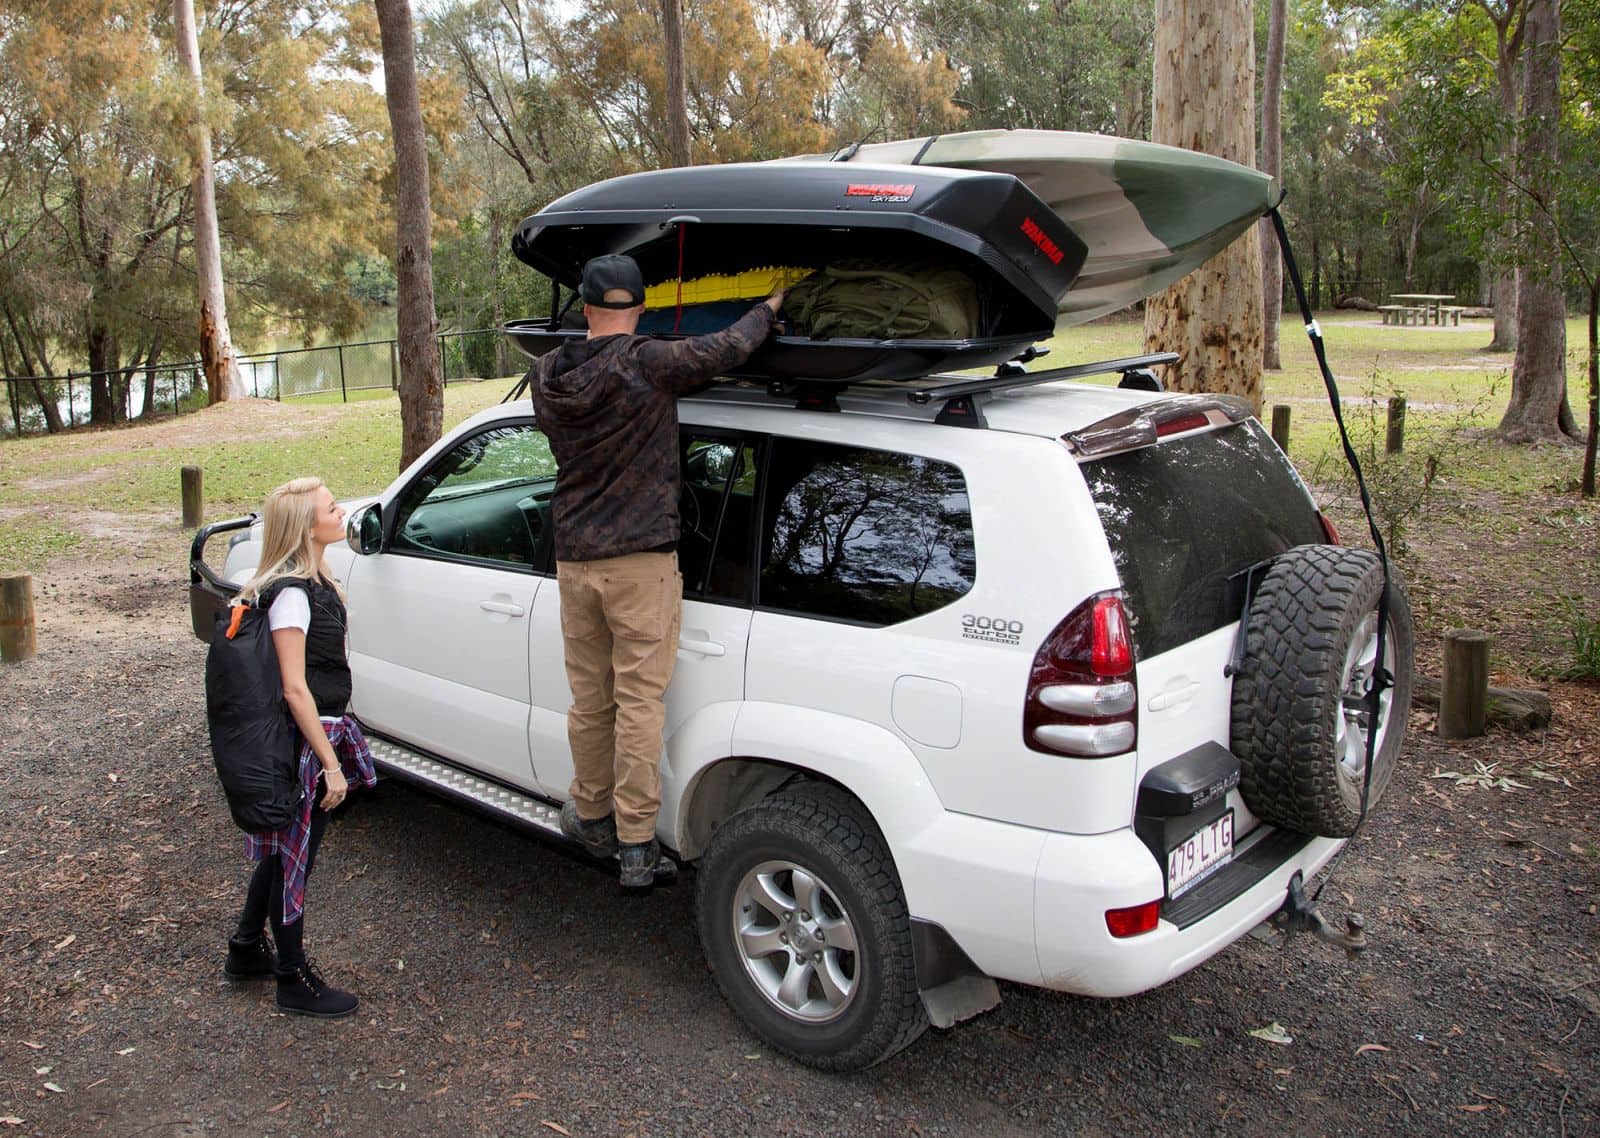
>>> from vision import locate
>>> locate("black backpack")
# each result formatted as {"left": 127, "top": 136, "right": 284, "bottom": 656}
{"left": 205, "top": 582, "right": 303, "bottom": 831}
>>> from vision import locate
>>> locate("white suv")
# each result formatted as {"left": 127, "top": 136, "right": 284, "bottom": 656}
{"left": 191, "top": 359, "right": 1414, "bottom": 1071}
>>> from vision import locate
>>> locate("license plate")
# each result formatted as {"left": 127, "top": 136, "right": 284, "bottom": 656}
{"left": 1167, "top": 811, "right": 1235, "bottom": 899}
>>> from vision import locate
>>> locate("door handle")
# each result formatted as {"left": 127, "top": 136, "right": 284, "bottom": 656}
{"left": 1147, "top": 681, "right": 1199, "bottom": 711}
{"left": 678, "top": 636, "right": 726, "bottom": 658}
{"left": 479, "top": 600, "right": 526, "bottom": 617}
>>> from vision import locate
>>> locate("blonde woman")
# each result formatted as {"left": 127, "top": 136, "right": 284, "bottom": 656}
{"left": 223, "top": 477, "right": 375, "bottom": 1018}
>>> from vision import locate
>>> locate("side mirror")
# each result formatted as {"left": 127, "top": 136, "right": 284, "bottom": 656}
{"left": 347, "top": 503, "right": 383, "bottom": 555}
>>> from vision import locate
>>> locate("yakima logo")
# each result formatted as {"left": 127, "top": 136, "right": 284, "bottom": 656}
{"left": 846, "top": 182, "right": 914, "bottom": 203}
{"left": 1021, "top": 216, "right": 1065, "bottom": 265}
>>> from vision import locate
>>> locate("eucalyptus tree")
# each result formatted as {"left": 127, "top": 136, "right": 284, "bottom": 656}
{"left": 1144, "top": 0, "right": 1263, "bottom": 412}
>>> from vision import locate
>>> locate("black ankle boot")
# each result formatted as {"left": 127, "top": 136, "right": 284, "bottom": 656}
{"left": 224, "top": 934, "right": 277, "bottom": 981}
{"left": 560, "top": 801, "right": 619, "bottom": 858}
{"left": 276, "top": 959, "right": 359, "bottom": 1018}
{"left": 618, "top": 839, "right": 660, "bottom": 889}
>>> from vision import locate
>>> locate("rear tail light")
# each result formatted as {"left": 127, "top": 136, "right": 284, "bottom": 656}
{"left": 1105, "top": 900, "right": 1162, "bottom": 938}
{"left": 1024, "top": 591, "right": 1138, "bottom": 757}
{"left": 1318, "top": 511, "right": 1341, "bottom": 545}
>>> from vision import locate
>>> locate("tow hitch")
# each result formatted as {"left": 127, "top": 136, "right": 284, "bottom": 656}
{"left": 1262, "top": 872, "right": 1368, "bottom": 958}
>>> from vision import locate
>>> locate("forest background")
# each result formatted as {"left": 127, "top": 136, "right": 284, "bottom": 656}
{"left": 0, "top": 0, "right": 1596, "bottom": 434}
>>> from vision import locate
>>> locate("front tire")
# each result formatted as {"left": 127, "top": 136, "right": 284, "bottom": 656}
{"left": 696, "top": 782, "right": 928, "bottom": 1071}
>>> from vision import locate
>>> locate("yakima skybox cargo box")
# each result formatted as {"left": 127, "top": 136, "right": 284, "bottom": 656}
{"left": 505, "top": 161, "right": 1088, "bottom": 383}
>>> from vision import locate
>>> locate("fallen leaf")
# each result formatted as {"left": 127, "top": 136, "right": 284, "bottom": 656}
{"left": 540, "top": 1122, "right": 572, "bottom": 1136}
{"left": 1355, "top": 1043, "right": 1390, "bottom": 1056}
{"left": 267, "top": 1101, "right": 290, "bottom": 1113}
{"left": 20, "top": 1043, "right": 43, "bottom": 1051}
{"left": 108, "top": 772, "right": 119, "bottom": 783}
{"left": 33, "top": 1067, "right": 51, "bottom": 1076}
{"left": 43, "top": 1083, "right": 64, "bottom": 1094}
{"left": 1249, "top": 1022, "right": 1294, "bottom": 1045}
{"left": 52, "top": 935, "right": 76, "bottom": 951}
{"left": 1169, "top": 1034, "right": 1203, "bottom": 1048}
{"left": 116, "top": 1048, "right": 135, "bottom": 1056}
{"left": 509, "top": 1091, "right": 542, "bottom": 1104}
{"left": 743, "top": 1053, "right": 762, "bottom": 1060}
{"left": 0, "top": 1117, "right": 24, "bottom": 1127}
{"left": 569, "top": 1028, "right": 587, "bottom": 1040}
{"left": 1457, "top": 1104, "right": 1491, "bottom": 1113}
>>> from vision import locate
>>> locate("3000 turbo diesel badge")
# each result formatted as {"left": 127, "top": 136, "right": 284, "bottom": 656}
{"left": 960, "top": 613, "right": 1024, "bottom": 646}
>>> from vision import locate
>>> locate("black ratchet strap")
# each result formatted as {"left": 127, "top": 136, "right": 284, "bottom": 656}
{"left": 1268, "top": 203, "right": 1394, "bottom": 901}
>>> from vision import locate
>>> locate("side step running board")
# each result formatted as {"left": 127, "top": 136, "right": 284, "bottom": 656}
{"left": 364, "top": 733, "right": 678, "bottom": 885}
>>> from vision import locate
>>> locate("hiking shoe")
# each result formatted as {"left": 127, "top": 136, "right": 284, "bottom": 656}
{"left": 275, "top": 959, "right": 359, "bottom": 1019}
{"left": 223, "top": 934, "right": 277, "bottom": 981}
{"left": 618, "top": 839, "right": 660, "bottom": 889}
{"left": 560, "top": 801, "right": 619, "bottom": 859}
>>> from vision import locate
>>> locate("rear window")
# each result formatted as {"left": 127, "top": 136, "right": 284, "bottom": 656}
{"left": 1083, "top": 420, "right": 1324, "bottom": 660}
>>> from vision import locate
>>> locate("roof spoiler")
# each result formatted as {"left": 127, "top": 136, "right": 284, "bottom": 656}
{"left": 1063, "top": 394, "right": 1253, "bottom": 459}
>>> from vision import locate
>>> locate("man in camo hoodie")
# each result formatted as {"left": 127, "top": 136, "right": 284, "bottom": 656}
{"left": 530, "top": 253, "right": 783, "bottom": 887}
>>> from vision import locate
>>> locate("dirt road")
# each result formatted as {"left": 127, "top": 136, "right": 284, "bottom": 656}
{"left": 1, "top": 509, "right": 1597, "bottom": 1137}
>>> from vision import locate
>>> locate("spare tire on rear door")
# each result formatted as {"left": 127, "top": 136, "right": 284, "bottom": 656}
{"left": 1229, "top": 544, "right": 1414, "bottom": 838}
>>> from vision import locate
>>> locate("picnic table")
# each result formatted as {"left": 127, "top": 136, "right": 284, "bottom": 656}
{"left": 1384, "top": 293, "right": 1459, "bottom": 326}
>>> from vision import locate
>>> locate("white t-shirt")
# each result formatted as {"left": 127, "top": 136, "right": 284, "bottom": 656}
{"left": 266, "top": 586, "right": 311, "bottom": 634}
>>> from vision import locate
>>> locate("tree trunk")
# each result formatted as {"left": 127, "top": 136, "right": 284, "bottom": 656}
{"left": 375, "top": 0, "right": 444, "bottom": 470}
{"left": 662, "top": 0, "right": 692, "bottom": 167}
{"left": 1144, "top": 0, "right": 1263, "bottom": 413}
{"left": 1499, "top": 0, "right": 1571, "bottom": 443}
{"left": 1484, "top": 0, "right": 1525, "bottom": 353}
{"left": 1259, "top": 0, "right": 1285, "bottom": 371}
{"left": 1583, "top": 276, "right": 1598, "bottom": 497}
{"left": 175, "top": 0, "right": 244, "bottom": 405}
{"left": 87, "top": 320, "right": 116, "bottom": 425}
{"left": 1489, "top": 267, "right": 1519, "bottom": 353}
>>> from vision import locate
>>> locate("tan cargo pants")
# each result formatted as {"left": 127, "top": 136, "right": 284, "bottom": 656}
{"left": 555, "top": 551, "right": 682, "bottom": 845}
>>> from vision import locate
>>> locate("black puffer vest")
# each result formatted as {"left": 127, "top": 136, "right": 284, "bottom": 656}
{"left": 265, "top": 578, "right": 352, "bottom": 717}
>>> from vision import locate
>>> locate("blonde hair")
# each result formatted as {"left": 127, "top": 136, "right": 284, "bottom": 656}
{"left": 238, "top": 476, "right": 345, "bottom": 604}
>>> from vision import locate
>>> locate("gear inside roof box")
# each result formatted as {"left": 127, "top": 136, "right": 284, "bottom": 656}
{"left": 503, "top": 161, "right": 1089, "bottom": 384}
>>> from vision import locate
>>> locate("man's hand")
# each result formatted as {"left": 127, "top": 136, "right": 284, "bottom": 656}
{"left": 764, "top": 289, "right": 787, "bottom": 314}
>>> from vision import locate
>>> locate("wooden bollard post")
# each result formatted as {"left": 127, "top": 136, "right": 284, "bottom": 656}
{"left": 1385, "top": 396, "right": 1407, "bottom": 454}
{"left": 0, "top": 572, "right": 37, "bottom": 663}
{"left": 1270, "top": 404, "right": 1291, "bottom": 453}
{"left": 181, "top": 465, "right": 204, "bottom": 528}
{"left": 1439, "top": 628, "right": 1491, "bottom": 739}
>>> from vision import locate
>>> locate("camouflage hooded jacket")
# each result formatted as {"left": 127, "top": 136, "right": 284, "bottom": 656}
{"left": 528, "top": 303, "right": 776, "bottom": 562}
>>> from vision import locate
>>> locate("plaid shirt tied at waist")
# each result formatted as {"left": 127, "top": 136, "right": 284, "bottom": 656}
{"left": 244, "top": 715, "right": 376, "bottom": 925}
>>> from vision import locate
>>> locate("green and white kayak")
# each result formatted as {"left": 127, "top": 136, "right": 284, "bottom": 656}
{"left": 784, "top": 129, "right": 1276, "bottom": 325}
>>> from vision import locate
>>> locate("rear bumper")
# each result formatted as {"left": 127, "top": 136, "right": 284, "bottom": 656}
{"left": 1032, "top": 825, "right": 1342, "bottom": 997}
{"left": 899, "top": 812, "right": 1342, "bottom": 998}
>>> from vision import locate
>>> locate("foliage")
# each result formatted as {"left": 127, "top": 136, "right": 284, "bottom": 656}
{"left": 1556, "top": 595, "right": 1600, "bottom": 680}
{"left": 1290, "top": 364, "right": 1503, "bottom": 559}
{"left": 0, "top": 0, "right": 392, "bottom": 423}
{"left": 911, "top": 0, "right": 1153, "bottom": 137}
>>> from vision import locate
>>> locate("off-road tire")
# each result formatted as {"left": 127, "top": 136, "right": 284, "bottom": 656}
{"left": 1230, "top": 544, "right": 1414, "bottom": 837}
{"left": 696, "top": 781, "right": 929, "bottom": 1071}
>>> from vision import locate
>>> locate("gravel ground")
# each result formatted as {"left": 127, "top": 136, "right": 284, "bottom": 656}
{"left": 2, "top": 522, "right": 1598, "bottom": 1137}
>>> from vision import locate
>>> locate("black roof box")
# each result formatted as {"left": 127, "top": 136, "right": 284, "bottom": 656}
{"left": 505, "top": 162, "right": 1088, "bottom": 383}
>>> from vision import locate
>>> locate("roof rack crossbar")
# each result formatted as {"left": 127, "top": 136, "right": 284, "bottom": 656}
{"left": 907, "top": 352, "right": 1180, "bottom": 405}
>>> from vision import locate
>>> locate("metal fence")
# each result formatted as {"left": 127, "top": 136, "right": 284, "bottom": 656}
{"left": 1, "top": 328, "right": 509, "bottom": 438}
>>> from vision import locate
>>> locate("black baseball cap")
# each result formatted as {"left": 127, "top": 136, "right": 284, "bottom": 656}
{"left": 580, "top": 254, "right": 645, "bottom": 309}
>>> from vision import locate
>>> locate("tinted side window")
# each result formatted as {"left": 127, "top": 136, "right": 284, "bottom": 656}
{"left": 759, "top": 439, "right": 976, "bottom": 626}
{"left": 391, "top": 424, "right": 557, "bottom": 572}
{"left": 680, "top": 433, "right": 759, "bottom": 604}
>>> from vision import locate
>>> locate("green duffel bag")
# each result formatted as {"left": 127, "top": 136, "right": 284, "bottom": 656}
{"left": 785, "top": 260, "right": 981, "bottom": 340}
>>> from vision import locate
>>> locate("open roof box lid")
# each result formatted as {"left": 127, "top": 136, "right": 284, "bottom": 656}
{"left": 505, "top": 161, "right": 1088, "bottom": 383}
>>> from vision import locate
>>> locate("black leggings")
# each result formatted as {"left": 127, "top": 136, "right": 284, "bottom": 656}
{"left": 236, "top": 804, "right": 329, "bottom": 975}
